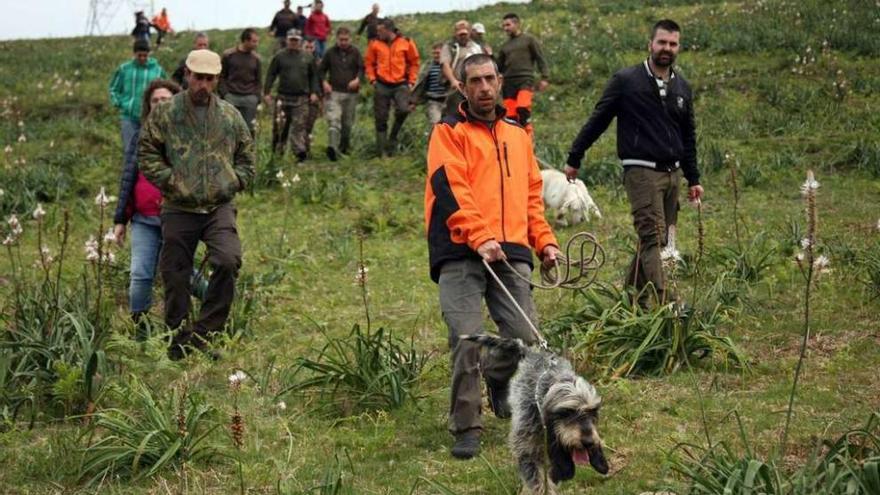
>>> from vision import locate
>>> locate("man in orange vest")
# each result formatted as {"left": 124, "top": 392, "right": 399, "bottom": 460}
{"left": 364, "top": 18, "right": 420, "bottom": 157}
{"left": 151, "top": 8, "right": 173, "bottom": 48}
{"left": 425, "top": 53, "right": 560, "bottom": 459}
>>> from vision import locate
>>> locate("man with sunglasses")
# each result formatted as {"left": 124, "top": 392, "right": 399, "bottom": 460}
{"left": 564, "top": 19, "right": 703, "bottom": 307}
{"left": 139, "top": 49, "right": 255, "bottom": 360}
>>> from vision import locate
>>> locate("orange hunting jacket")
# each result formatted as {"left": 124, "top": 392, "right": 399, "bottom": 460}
{"left": 365, "top": 35, "right": 420, "bottom": 86}
{"left": 151, "top": 13, "right": 171, "bottom": 32}
{"left": 424, "top": 103, "right": 558, "bottom": 282}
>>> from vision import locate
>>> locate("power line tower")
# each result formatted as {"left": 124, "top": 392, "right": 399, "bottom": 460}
{"left": 85, "top": 0, "right": 154, "bottom": 36}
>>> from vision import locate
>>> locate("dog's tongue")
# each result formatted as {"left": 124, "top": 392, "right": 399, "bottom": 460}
{"left": 572, "top": 448, "right": 590, "bottom": 465}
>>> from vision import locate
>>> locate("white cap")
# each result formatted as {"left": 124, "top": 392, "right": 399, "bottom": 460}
{"left": 472, "top": 23, "right": 486, "bottom": 34}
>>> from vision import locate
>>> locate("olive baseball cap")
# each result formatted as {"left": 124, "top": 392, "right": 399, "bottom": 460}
{"left": 185, "top": 49, "right": 222, "bottom": 75}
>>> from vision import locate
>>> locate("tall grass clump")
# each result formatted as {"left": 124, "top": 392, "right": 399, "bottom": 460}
{"left": 78, "top": 376, "right": 224, "bottom": 485}
{"left": 278, "top": 324, "right": 430, "bottom": 415}
{"left": 1, "top": 200, "right": 118, "bottom": 424}
{"left": 544, "top": 284, "right": 747, "bottom": 378}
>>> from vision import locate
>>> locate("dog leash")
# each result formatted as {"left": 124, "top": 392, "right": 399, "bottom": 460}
{"left": 482, "top": 258, "right": 550, "bottom": 350}
{"left": 504, "top": 232, "right": 606, "bottom": 290}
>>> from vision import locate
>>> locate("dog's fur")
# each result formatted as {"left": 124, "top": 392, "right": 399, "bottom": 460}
{"left": 541, "top": 169, "right": 602, "bottom": 227}
{"left": 462, "top": 335, "right": 608, "bottom": 494}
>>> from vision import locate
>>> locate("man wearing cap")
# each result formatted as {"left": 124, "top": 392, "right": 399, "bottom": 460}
{"left": 138, "top": 49, "right": 255, "bottom": 360}
{"left": 220, "top": 28, "right": 262, "bottom": 137}
{"left": 440, "top": 20, "right": 485, "bottom": 117}
{"left": 173, "top": 33, "right": 210, "bottom": 89}
{"left": 364, "top": 18, "right": 420, "bottom": 156}
{"left": 264, "top": 29, "right": 320, "bottom": 162}
{"left": 565, "top": 19, "right": 703, "bottom": 306}
{"left": 109, "top": 39, "right": 167, "bottom": 170}
{"left": 471, "top": 23, "right": 492, "bottom": 56}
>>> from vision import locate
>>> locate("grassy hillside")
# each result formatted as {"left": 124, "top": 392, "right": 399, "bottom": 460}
{"left": 1, "top": 0, "right": 879, "bottom": 493}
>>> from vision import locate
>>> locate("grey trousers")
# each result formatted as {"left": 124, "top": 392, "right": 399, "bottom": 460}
{"left": 425, "top": 99, "right": 444, "bottom": 125}
{"left": 373, "top": 82, "right": 410, "bottom": 135}
{"left": 325, "top": 91, "right": 358, "bottom": 153}
{"left": 224, "top": 93, "right": 259, "bottom": 137}
{"left": 438, "top": 258, "right": 537, "bottom": 434}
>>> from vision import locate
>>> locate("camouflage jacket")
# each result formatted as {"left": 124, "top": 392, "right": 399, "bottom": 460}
{"left": 138, "top": 92, "right": 255, "bottom": 213}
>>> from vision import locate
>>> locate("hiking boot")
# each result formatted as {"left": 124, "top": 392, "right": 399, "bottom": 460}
{"left": 296, "top": 151, "right": 308, "bottom": 163}
{"left": 167, "top": 330, "right": 219, "bottom": 361}
{"left": 486, "top": 380, "right": 512, "bottom": 419}
{"left": 326, "top": 146, "right": 338, "bottom": 162}
{"left": 451, "top": 429, "right": 481, "bottom": 459}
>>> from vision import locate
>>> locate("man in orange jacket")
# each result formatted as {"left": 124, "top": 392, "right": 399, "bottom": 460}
{"left": 365, "top": 18, "right": 420, "bottom": 156}
{"left": 425, "top": 53, "right": 560, "bottom": 459}
{"left": 151, "top": 8, "right": 173, "bottom": 48}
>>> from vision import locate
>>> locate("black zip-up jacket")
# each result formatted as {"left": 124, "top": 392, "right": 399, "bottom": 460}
{"left": 566, "top": 60, "right": 700, "bottom": 186}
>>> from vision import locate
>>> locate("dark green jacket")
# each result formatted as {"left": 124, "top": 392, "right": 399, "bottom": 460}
{"left": 264, "top": 49, "right": 319, "bottom": 97}
{"left": 138, "top": 93, "right": 255, "bottom": 213}
{"left": 496, "top": 32, "right": 549, "bottom": 89}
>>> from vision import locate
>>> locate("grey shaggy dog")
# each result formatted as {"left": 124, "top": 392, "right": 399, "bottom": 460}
{"left": 462, "top": 335, "right": 609, "bottom": 495}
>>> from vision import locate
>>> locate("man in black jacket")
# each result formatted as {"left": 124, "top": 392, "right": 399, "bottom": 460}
{"left": 565, "top": 19, "right": 704, "bottom": 306}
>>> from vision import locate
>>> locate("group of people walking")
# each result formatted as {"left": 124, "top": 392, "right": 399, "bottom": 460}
{"left": 112, "top": 4, "right": 703, "bottom": 466}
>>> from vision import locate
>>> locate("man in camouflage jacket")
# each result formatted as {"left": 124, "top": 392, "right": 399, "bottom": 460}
{"left": 139, "top": 49, "right": 255, "bottom": 360}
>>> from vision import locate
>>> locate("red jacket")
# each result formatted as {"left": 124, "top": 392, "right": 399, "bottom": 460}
{"left": 304, "top": 12, "right": 331, "bottom": 41}
{"left": 130, "top": 172, "right": 162, "bottom": 218}
{"left": 424, "top": 103, "right": 557, "bottom": 282}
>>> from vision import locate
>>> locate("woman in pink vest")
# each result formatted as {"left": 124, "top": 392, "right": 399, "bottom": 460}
{"left": 113, "top": 79, "right": 200, "bottom": 338}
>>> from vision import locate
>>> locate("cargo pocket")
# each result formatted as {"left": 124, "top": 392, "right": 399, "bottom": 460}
{"left": 624, "top": 167, "right": 655, "bottom": 213}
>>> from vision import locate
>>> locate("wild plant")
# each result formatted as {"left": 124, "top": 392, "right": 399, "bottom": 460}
{"left": 278, "top": 323, "right": 430, "bottom": 416}
{"left": 547, "top": 284, "right": 747, "bottom": 378}
{"left": 78, "top": 375, "right": 224, "bottom": 485}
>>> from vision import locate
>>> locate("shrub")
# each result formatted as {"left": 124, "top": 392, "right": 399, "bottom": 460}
{"left": 277, "top": 324, "right": 430, "bottom": 415}
{"left": 545, "top": 285, "right": 747, "bottom": 378}
{"left": 78, "top": 376, "right": 224, "bottom": 485}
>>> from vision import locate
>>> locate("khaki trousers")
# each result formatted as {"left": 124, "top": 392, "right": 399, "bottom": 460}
{"left": 623, "top": 166, "right": 680, "bottom": 304}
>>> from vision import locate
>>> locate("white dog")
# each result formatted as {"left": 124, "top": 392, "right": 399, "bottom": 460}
{"left": 541, "top": 169, "right": 601, "bottom": 227}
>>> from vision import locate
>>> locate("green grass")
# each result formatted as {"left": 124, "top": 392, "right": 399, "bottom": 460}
{"left": 2, "top": 0, "right": 880, "bottom": 493}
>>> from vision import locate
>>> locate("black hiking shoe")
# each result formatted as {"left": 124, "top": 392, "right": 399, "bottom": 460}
{"left": 486, "top": 380, "right": 512, "bottom": 419}
{"left": 451, "top": 429, "right": 481, "bottom": 459}
{"left": 326, "top": 146, "right": 338, "bottom": 161}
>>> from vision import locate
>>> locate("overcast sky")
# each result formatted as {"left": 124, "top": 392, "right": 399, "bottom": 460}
{"left": 1, "top": 0, "right": 527, "bottom": 40}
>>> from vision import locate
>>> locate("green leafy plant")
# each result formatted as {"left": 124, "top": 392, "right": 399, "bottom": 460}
{"left": 546, "top": 285, "right": 747, "bottom": 378}
{"left": 277, "top": 324, "right": 430, "bottom": 415}
{"left": 78, "top": 376, "right": 224, "bottom": 485}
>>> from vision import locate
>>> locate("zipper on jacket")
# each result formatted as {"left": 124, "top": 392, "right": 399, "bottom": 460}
{"left": 487, "top": 122, "right": 507, "bottom": 242}
{"left": 503, "top": 142, "right": 511, "bottom": 177}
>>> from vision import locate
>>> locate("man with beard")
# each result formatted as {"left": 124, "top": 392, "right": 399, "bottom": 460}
{"left": 565, "top": 19, "right": 703, "bottom": 306}
{"left": 138, "top": 49, "right": 255, "bottom": 360}
{"left": 425, "top": 53, "right": 560, "bottom": 459}
{"left": 172, "top": 32, "right": 210, "bottom": 89}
